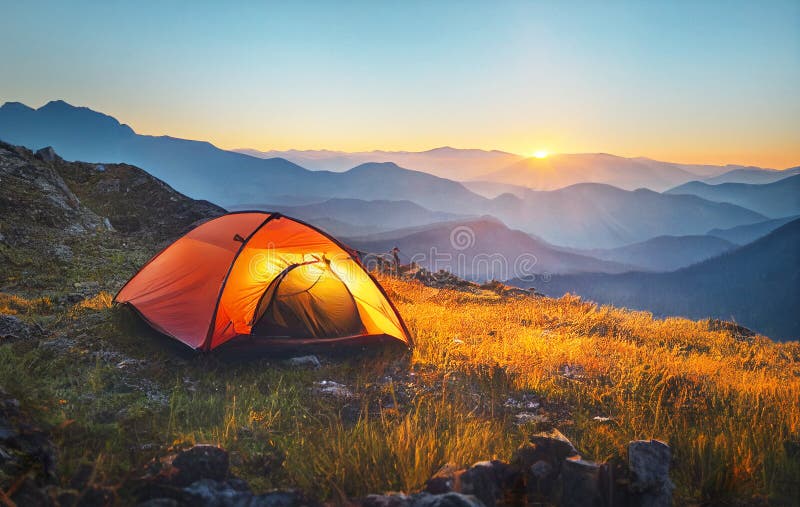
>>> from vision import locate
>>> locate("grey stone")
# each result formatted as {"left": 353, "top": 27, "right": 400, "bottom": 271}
{"left": 362, "top": 493, "right": 414, "bottom": 507}
{"left": 170, "top": 445, "right": 230, "bottom": 486}
{"left": 458, "top": 460, "right": 509, "bottom": 507}
{"left": 34, "top": 146, "right": 59, "bottom": 162}
{"left": 0, "top": 314, "right": 43, "bottom": 342}
{"left": 562, "top": 457, "right": 600, "bottom": 507}
{"left": 411, "top": 492, "right": 485, "bottom": 507}
{"left": 628, "top": 440, "right": 674, "bottom": 507}
{"left": 285, "top": 355, "right": 321, "bottom": 368}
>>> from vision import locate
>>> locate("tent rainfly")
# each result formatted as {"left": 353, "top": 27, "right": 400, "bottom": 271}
{"left": 114, "top": 212, "right": 412, "bottom": 351}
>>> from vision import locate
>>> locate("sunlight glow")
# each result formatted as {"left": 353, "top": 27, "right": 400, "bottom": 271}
{"left": 532, "top": 150, "right": 549, "bottom": 159}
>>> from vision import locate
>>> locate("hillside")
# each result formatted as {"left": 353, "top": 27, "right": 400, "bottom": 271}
{"left": 534, "top": 219, "right": 800, "bottom": 341}
{"left": 583, "top": 234, "right": 736, "bottom": 272}
{"left": 487, "top": 183, "right": 766, "bottom": 249}
{"left": 666, "top": 174, "right": 800, "bottom": 218}
{"left": 346, "top": 217, "right": 631, "bottom": 280}
{"left": 0, "top": 143, "right": 798, "bottom": 505}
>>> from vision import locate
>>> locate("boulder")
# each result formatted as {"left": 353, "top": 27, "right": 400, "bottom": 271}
{"left": 511, "top": 429, "right": 579, "bottom": 502}
{"left": 411, "top": 492, "right": 485, "bottom": 507}
{"left": 170, "top": 445, "right": 230, "bottom": 486}
{"left": 285, "top": 355, "right": 321, "bottom": 368}
{"left": 628, "top": 440, "right": 674, "bottom": 507}
{"left": 0, "top": 314, "right": 43, "bottom": 343}
{"left": 361, "top": 493, "right": 414, "bottom": 507}
{"left": 34, "top": 146, "right": 60, "bottom": 163}
{"left": 561, "top": 457, "right": 600, "bottom": 507}
{"left": 457, "top": 460, "right": 513, "bottom": 507}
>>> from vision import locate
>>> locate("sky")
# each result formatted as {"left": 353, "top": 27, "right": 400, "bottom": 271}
{"left": 1, "top": 0, "right": 798, "bottom": 168}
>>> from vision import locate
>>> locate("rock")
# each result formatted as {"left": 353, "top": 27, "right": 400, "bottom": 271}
{"left": 53, "top": 243, "right": 74, "bottom": 262}
{"left": 628, "top": 440, "right": 674, "bottom": 507}
{"left": 457, "top": 460, "right": 512, "bottom": 507}
{"left": 362, "top": 493, "right": 414, "bottom": 507}
{"left": 285, "top": 355, "right": 321, "bottom": 368}
{"left": 169, "top": 445, "right": 230, "bottom": 486}
{"left": 425, "top": 463, "right": 461, "bottom": 494}
{"left": 561, "top": 457, "right": 600, "bottom": 507}
{"left": 511, "top": 429, "right": 579, "bottom": 503}
{"left": 0, "top": 314, "right": 43, "bottom": 342}
{"left": 182, "top": 480, "right": 314, "bottom": 507}
{"left": 411, "top": 492, "right": 485, "bottom": 507}
{"left": 35, "top": 146, "right": 60, "bottom": 163}
{"left": 513, "top": 412, "right": 548, "bottom": 425}
{"left": 313, "top": 380, "right": 354, "bottom": 399}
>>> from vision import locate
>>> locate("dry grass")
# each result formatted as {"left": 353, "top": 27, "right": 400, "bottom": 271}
{"left": 379, "top": 275, "right": 800, "bottom": 503}
{"left": 1, "top": 277, "right": 798, "bottom": 504}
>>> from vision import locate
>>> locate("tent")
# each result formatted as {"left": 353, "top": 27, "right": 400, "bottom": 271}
{"left": 114, "top": 212, "right": 412, "bottom": 351}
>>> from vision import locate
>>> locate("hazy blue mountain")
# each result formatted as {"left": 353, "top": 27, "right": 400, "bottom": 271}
{"left": 529, "top": 218, "right": 800, "bottom": 341}
{"left": 0, "top": 100, "right": 488, "bottom": 212}
{"left": 228, "top": 198, "right": 470, "bottom": 237}
{"left": 485, "top": 184, "right": 766, "bottom": 249}
{"left": 0, "top": 100, "right": 769, "bottom": 250}
{"left": 707, "top": 216, "right": 800, "bottom": 245}
{"left": 666, "top": 175, "right": 800, "bottom": 218}
{"left": 581, "top": 235, "right": 736, "bottom": 272}
{"left": 474, "top": 153, "right": 730, "bottom": 192}
{"left": 462, "top": 180, "right": 531, "bottom": 198}
{"left": 234, "top": 146, "right": 524, "bottom": 181}
{"left": 345, "top": 217, "right": 632, "bottom": 281}
{"left": 703, "top": 166, "right": 800, "bottom": 185}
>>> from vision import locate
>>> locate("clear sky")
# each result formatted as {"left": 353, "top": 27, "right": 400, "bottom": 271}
{"left": 1, "top": 0, "right": 798, "bottom": 167}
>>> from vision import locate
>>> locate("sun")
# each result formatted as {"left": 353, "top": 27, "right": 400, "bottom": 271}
{"left": 532, "top": 150, "right": 549, "bottom": 159}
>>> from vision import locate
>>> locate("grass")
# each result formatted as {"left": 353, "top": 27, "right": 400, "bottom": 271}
{"left": 1, "top": 271, "right": 798, "bottom": 504}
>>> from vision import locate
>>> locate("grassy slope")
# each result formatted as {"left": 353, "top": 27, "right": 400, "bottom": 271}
{"left": 1, "top": 271, "right": 798, "bottom": 504}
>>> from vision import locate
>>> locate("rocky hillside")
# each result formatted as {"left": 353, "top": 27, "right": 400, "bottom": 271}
{"left": 0, "top": 141, "right": 223, "bottom": 292}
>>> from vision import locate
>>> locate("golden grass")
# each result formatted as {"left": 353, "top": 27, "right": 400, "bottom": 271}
{"left": 379, "top": 275, "right": 800, "bottom": 502}
{"left": 1, "top": 276, "right": 797, "bottom": 503}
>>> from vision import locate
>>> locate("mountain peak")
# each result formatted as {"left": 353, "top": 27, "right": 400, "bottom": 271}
{"left": 0, "top": 101, "right": 34, "bottom": 113}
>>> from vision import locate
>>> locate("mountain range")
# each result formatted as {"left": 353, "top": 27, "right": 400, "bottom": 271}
{"left": 531, "top": 218, "right": 800, "bottom": 341}
{"left": 0, "top": 100, "right": 786, "bottom": 250}
{"left": 345, "top": 217, "right": 632, "bottom": 280}
{"left": 666, "top": 175, "right": 800, "bottom": 218}
{"left": 236, "top": 146, "right": 523, "bottom": 181}
{"left": 228, "top": 198, "right": 470, "bottom": 237}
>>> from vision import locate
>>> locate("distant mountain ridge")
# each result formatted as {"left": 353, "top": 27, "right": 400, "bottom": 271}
{"left": 346, "top": 217, "right": 633, "bottom": 281}
{"left": 234, "top": 146, "right": 524, "bottom": 181}
{"left": 228, "top": 198, "right": 471, "bottom": 237}
{"left": 531, "top": 218, "right": 800, "bottom": 341}
{"left": 485, "top": 183, "right": 766, "bottom": 249}
{"left": 579, "top": 235, "right": 736, "bottom": 272}
{"left": 0, "top": 100, "right": 774, "bottom": 249}
{"left": 666, "top": 175, "right": 800, "bottom": 218}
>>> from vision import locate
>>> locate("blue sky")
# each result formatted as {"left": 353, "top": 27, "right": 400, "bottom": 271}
{"left": 1, "top": 0, "right": 798, "bottom": 166}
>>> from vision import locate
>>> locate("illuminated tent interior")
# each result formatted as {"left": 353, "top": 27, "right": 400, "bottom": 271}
{"left": 114, "top": 212, "right": 412, "bottom": 351}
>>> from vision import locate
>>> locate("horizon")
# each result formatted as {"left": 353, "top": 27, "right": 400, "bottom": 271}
{"left": 4, "top": 97, "right": 799, "bottom": 171}
{"left": 1, "top": 1, "right": 799, "bottom": 168}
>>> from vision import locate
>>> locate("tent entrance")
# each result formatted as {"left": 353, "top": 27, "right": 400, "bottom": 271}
{"left": 250, "top": 260, "right": 365, "bottom": 339}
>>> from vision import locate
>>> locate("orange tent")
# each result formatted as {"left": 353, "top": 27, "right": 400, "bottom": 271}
{"left": 114, "top": 212, "right": 412, "bottom": 351}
